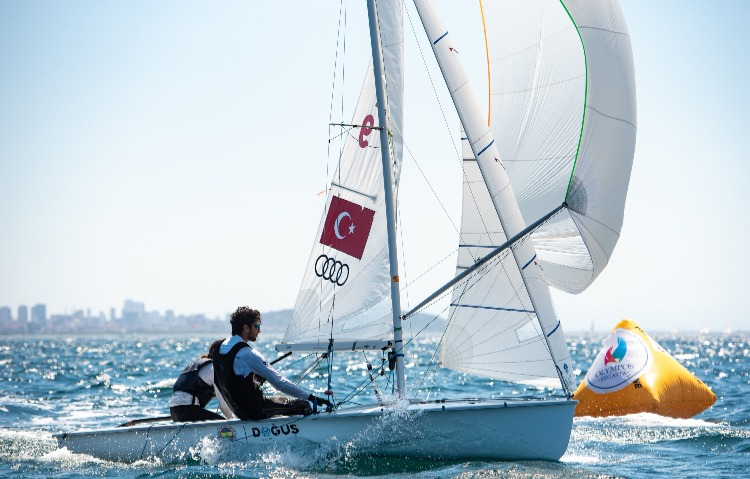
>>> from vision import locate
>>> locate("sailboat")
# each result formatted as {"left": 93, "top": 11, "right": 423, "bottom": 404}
{"left": 55, "top": 0, "right": 636, "bottom": 463}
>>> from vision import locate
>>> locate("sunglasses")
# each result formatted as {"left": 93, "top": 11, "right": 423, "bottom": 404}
{"left": 252, "top": 323, "right": 262, "bottom": 331}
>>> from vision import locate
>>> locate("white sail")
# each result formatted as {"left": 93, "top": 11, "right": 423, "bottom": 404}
{"left": 440, "top": 136, "right": 563, "bottom": 384}
{"left": 413, "top": 0, "right": 576, "bottom": 392}
{"left": 481, "top": 0, "right": 637, "bottom": 293}
{"left": 284, "top": 0, "right": 404, "bottom": 348}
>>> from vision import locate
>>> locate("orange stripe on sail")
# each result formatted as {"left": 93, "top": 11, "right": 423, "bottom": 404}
{"left": 479, "top": 0, "right": 491, "bottom": 126}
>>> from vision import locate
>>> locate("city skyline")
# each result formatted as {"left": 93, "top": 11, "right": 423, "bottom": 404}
{"left": 0, "top": 297, "right": 742, "bottom": 335}
{"left": 0, "top": 298, "right": 230, "bottom": 335}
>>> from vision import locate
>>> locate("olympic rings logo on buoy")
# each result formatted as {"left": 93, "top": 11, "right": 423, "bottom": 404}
{"left": 315, "top": 254, "right": 349, "bottom": 286}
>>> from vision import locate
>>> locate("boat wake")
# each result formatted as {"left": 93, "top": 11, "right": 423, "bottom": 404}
{"left": 182, "top": 401, "right": 463, "bottom": 475}
{"left": 565, "top": 412, "right": 750, "bottom": 463}
{"left": 0, "top": 428, "right": 57, "bottom": 462}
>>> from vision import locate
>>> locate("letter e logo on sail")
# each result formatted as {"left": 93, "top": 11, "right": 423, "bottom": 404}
{"left": 320, "top": 196, "right": 375, "bottom": 260}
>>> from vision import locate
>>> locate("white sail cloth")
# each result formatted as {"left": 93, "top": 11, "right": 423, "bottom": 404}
{"left": 413, "top": 0, "right": 576, "bottom": 392}
{"left": 283, "top": 0, "right": 404, "bottom": 348}
{"left": 482, "top": 0, "right": 637, "bottom": 293}
{"left": 440, "top": 137, "right": 568, "bottom": 384}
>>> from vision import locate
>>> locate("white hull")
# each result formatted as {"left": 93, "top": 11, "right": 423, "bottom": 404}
{"left": 55, "top": 398, "right": 576, "bottom": 463}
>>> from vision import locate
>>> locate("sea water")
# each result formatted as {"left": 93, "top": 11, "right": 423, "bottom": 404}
{"left": 0, "top": 331, "right": 748, "bottom": 478}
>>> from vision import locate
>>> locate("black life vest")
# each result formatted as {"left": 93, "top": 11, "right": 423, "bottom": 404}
{"left": 212, "top": 341, "right": 264, "bottom": 420}
{"left": 172, "top": 358, "right": 214, "bottom": 408}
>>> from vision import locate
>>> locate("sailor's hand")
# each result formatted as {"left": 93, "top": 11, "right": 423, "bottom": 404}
{"left": 308, "top": 394, "right": 333, "bottom": 412}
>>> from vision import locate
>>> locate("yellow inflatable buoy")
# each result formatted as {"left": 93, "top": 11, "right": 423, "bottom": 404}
{"left": 573, "top": 319, "right": 716, "bottom": 418}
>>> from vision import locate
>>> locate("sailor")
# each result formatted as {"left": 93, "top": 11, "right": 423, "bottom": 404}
{"left": 169, "top": 339, "right": 234, "bottom": 422}
{"left": 212, "top": 306, "right": 332, "bottom": 420}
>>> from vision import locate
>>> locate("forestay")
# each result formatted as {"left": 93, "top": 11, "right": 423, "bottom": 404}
{"left": 283, "top": 0, "right": 404, "bottom": 349}
{"left": 481, "top": 0, "right": 637, "bottom": 293}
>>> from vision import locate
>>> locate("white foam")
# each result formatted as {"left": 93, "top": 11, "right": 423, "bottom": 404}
{"left": 559, "top": 451, "right": 603, "bottom": 465}
{"left": 0, "top": 428, "right": 57, "bottom": 461}
{"left": 575, "top": 412, "right": 721, "bottom": 428}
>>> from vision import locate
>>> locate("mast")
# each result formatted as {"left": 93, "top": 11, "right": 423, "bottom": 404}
{"left": 412, "top": 0, "right": 575, "bottom": 395}
{"left": 366, "top": 0, "right": 406, "bottom": 397}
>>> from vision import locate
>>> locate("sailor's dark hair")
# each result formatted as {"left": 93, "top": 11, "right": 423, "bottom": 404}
{"left": 230, "top": 306, "right": 261, "bottom": 336}
{"left": 201, "top": 339, "right": 224, "bottom": 359}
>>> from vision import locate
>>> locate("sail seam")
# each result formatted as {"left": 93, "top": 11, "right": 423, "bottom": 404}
{"left": 492, "top": 74, "right": 583, "bottom": 97}
{"left": 578, "top": 25, "right": 630, "bottom": 39}
{"left": 587, "top": 104, "right": 636, "bottom": 130}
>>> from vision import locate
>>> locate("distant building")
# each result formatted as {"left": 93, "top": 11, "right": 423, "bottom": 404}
{"left": 110, "top": 307, "right": 116, "bottom": 321}
{"left": 0, "top": 306, "right": 11, "bottom": 323}
{"left": 31, "top": 304, "right": 47, "bottom": 324}
{"left": 122, "top": 299, "right": 145, "bottom": 322}
{"left": 28, "top": 304, "right": 46, "bottom": 332}
{"left": 18, "top": 305, "right": 28, "bottom": 324}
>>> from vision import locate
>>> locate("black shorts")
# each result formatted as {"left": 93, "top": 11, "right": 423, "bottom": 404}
{"left": 170, "top": 405, "right": 225, "bottom": 422}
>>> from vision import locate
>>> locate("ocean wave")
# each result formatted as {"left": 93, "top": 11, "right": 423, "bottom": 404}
{"left": 0, "top": 428, "right": 57, "bottom": 461}
{"left": 575, "top": 412, "right": 723, "bottom": 428}
{"left": 570, "top": 412, "right": 749, "bottom": 450}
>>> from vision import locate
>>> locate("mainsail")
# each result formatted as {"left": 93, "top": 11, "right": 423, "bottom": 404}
{"left": 481, "top": 0, "right": 637, "bottom": 293}
{"left": 284, "top": 0, "right": 404, "bottom": 348}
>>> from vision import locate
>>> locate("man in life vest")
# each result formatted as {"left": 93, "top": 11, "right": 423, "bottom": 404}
{"left": 212, "top": 306, "right": 333, "bottom": 420}
{"left": 169, "top": 339, "right": 234, "bottom": 422}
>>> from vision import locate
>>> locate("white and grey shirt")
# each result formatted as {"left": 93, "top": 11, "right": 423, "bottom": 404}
{"left": 219, "top": 335, "right": 310, "bottom": 401}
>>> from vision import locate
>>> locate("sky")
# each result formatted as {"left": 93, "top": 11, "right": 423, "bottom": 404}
{"left": 1, "top": 1, "right": 748, "bottom": 333}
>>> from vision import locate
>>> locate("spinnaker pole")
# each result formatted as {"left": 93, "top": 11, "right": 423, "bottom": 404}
{"left": 366, "top": 0, "right": 407, "bottom": 397}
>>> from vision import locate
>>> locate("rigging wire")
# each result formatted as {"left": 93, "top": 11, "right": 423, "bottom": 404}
{"left": 401, "top": 206, "right": 566, "bottom": 394}
{"left": 406, "top": 250, "right": 509, "bottom": 393}
{"left": 275, "top": 352, "right": 316, "bottom": 373}
{"left": 289, "top": 353, "right": 327, "bottom": 386}
{"left": 316, "top": 0, "right": 354, "bottom": 361}
{"left": 403, "top": 4, "right": 494, "bottom": 263}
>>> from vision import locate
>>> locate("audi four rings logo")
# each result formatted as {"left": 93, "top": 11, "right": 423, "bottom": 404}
{"left": 315, "top": 254, "right": 349, "bottom": 286}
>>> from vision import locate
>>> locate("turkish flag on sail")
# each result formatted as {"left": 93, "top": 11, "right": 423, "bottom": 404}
{"left": 320, "top": 196, "right": 376, "bottom": 260}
